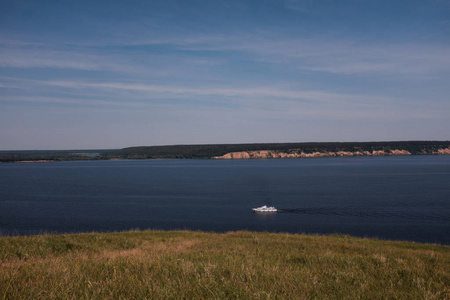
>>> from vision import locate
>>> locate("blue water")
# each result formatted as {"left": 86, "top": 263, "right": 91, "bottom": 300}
{"left": 1, "top": 156, "right": 449, "bottom": 244}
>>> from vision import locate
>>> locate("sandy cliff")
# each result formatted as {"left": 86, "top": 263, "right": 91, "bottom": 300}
{"left": 436, "top": 147, "right": 450, "bottom": 155}
{"left": 213, "top": 147, "right": 450, "bottom": 159}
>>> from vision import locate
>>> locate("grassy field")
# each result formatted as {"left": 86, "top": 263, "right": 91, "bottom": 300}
{"left": 1, "top": 230, "right": 449, "bottom": 299}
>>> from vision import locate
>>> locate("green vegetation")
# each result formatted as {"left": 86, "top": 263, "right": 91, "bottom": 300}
{"left": 0, "top": 149, "right": 111, "bottom": 163}
{"left": 1, "top": 230, "right": 448, "bottom": 299}
{"left": 1, "top": 141, "right": 450, "bottom": 162}
{"left": 111, "top": 141, "right": 450, "bottom": 159}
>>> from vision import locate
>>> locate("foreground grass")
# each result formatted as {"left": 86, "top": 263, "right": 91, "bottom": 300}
{"left": 1, "top": 231, "right": 449, "bottom": 299}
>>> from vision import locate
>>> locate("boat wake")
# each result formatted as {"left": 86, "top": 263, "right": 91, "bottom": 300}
{"left": 277, "top": 207, "right": 450, "bottom": 222}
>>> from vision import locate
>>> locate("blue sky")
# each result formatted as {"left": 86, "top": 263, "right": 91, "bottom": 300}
{"left": 1, "top": 0, "right": 449, "bottom": 150}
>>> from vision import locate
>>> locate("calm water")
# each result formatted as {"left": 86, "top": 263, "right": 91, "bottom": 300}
{"left": 1, "top": 156, "right": 449, "bottom": 244}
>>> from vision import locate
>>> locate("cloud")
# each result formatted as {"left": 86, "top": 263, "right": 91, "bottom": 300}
{"left": 176, "top": 36, "right": 450, "bottom": 76}
{"left": 283, "top": 0, "right": 311, "bottom": 13}
{"left": 0, "top": 95, "right": 149, "bottom": 108}
{"left": 34, "top": 79, "right": 394, "bottom": 104}
{"left": 0, "top": 36, "right": 226, "bottom": 80}
{"left": 3, "top": 32, "right": 449, "bottom": 78}
{"left": 0, "top": 50, "right": 99, "bottom": 70}
{"left": 2, "top": 77, "right": 446, "bottom": 122}
{"left": 128, "top": 34, "right": 450, "bottom": 77}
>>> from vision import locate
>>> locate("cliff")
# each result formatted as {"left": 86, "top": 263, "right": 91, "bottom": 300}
{"left": 213, "top": 147, "right": 450, "bottom": 159}
{"left": 3, "top": 141, "right": 450, "bottom": 162}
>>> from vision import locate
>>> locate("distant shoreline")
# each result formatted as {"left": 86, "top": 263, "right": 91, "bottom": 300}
{"left": 1, "top": 141, "right": 450, "bottom": 162}
{"left": 8, "top": 160, "right": 54, "bottom": 163}
{"left": 213, "top": 147, "right": 450, "bottom": 159}
{"left": 2, "top": 151, "right": 450, "bottom": 164}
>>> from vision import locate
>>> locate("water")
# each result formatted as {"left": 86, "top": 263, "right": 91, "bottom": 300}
{"left": 1, "top": 156, "right": 449, "bottom": 244}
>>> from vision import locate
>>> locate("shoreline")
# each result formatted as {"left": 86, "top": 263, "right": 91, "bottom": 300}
{"left": 2, "top": 151, "right": 450, "bottom": 163}
{"left": 1, "top": 228, "right": 449, "bottom": 246}
{"left": 213, "top": 147, "right": 450, "bottom": 159}
{"left": 2, "top": 141, "right": 450, "bottom": 162}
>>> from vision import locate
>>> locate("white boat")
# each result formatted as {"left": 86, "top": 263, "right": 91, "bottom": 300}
{"left": 252, "top": 205, "right": 277, "bottom": 212}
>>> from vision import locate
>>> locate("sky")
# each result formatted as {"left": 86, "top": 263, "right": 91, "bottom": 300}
{"left": 0, "top": 0, "right": 449, "bottom": 150}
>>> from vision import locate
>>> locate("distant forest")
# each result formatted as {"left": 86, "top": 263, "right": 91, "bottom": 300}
{"left": 1, "top": 141, "right": 450, "bottom": 162}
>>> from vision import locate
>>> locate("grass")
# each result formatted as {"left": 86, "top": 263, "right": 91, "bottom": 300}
{"left": 1, "top": 230, "right": 449, "bottom": 299}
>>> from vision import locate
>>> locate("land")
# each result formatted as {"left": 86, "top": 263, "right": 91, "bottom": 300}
{"left": 1, "top": 141, "right": 450, "bottom": 162}
{"left": 0, "top": 149, "right": 111, "bottom": 163}
{"left": 1, "top": 230, "right": 448, "bottom": 299}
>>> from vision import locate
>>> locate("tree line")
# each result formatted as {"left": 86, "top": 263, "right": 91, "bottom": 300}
{"left": 1, "top": 141, "right": 449, "bottom": 162}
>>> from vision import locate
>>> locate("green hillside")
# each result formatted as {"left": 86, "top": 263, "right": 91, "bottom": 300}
{"left": 1, "top": 230, "right": 449, "bottom": 299}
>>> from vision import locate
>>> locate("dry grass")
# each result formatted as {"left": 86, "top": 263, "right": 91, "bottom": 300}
{"left": 1, "top": 230, "right": 449, "bottom": 299}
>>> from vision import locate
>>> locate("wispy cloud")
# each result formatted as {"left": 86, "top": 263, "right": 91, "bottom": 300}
{"left": 283, "top": 0, "right": 311, "bottom": 13}
{"left": 0, "top": 49, "right": 98, "bottom": 70}
{"left": 2, "top": 77, "right": 446, "bottom": 121}
{"left": 0, "top": 95, "right": 150, "bottom": 108}
{"left": 3, "top": 32, "right": 449, "bottom": 78}
{"left": 0, "top": 37, "right": 225, "bottom": 81}
{"left": 141, "top": 35, "right": 450, "bottom": 77}
{"left": 33, "top": 79, "right": 397, "bottom": 104}
{"left": 171, "top": 35, "right": 450, "bottom": 76}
